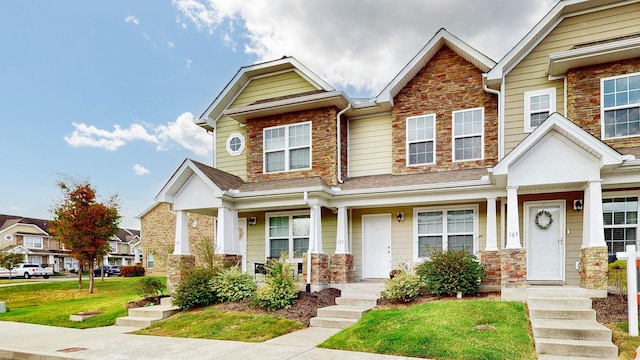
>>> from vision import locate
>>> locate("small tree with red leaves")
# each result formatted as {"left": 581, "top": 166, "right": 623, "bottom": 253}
{"left": 49, "top": 179, "right": 120, "bottom": 293}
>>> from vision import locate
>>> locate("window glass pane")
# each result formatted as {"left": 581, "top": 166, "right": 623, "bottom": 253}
{"left": 292, "top": 215, "right": 310, "bottom": 237}
{"left": 616, "top": 77, "right": 628, "bottom": 91}
{"left": 229, "top": 137, "right": 242, "bottom": 151}
{"left": 604, "top": 94, "right": 615, "bottom": 108}
{"left": 264, "top": 128, "right": 285, "bottom": 151}
{"left": 289, "top": 123, "right": 310, "bottom": 147}
{"left": 293, "top": 238, "right": 308, "bottom": 257}
{"left": 447, "top": 210, "right": 474, "bottom": 233}
{"left": 418, "top": 211, "right": 443, "bottom": 234}
{"left": 289, "top": 148, "right": 310, "bottom": 169}
{"left": 270, "top": 239, "right": 288, "bottom": 258}
{"left": 616, "top": 92, "right": 628, "bottom": 106}
{"left": 418, "top": 236, "right": 442, "bottom": 257}
{"left": 448, "top": 235, "right": 474, "bottom": 254}
{"left": 266, "top": 151, "right": 285, "bottom": 172}
{"left": 269, "top": 216, "right": 289, "bottom": 237}
{"left": 603, "top": 197, "right": 639, "bottom": 255}
{"left": 604, "top": 79, "right": 615, "bottom": 94}
{"left": 630, "top": 75, "right": 640, "bottom": 90}
{"left": 409, "top": 141, "right": 433, "bottom": 165}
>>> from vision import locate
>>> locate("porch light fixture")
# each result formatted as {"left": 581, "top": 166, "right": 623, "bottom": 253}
{"left": 248, "top": 217, "right": 257, "bottom": 226}
{"left": 396, "top": 212, "right": 404, "bottom": 222}
{"left": 573, "top": 200, "right": 583, "bottom": 212}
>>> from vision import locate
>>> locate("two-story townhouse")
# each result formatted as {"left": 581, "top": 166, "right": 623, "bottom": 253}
{"left": 100, "top": 228, "right": 140, "bottom": 266}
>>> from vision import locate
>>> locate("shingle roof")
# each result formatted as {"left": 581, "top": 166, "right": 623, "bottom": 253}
{"left": 0, "top": 214, "right": 51, "bottom": 233}
{"left": 338, "top": 168, "right": 490, "bottom": 191}
{"left": 239, "top": 177, "right": 328, "bottom": 192}
{"left": 191, "top": 159, "right": 245, "bottom": 191}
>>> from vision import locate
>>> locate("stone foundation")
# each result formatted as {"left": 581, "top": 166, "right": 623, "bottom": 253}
{"left": 480, "top": 250, "right": 501, "bottom": 288}
{"left": 167, "top": 254, "right": 195, "bottom": 294}
{"left": 500, "top": 248, "right": 527, "bottom": 288}
{"left": 330, "top": 254, "right": 354, "bottom": 284}
{"left": 579, "top": 246, "right": 608, "bottom": 290}
{"left": 302, "top": 253, "right": 329, "bottom": 285}
{"left": 221, "top": 254, "right": 242, "bottom": 268}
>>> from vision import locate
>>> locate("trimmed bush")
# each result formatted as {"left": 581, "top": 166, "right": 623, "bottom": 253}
{"left": 416, "top": 250, "right": 484, "bottom": 297}
{"left": 212, "top": 267, "right": 256, "bottom": 302}
{"left": 382, "top": 272, "right": 423, "bottom": 303}
{"left": 253, "top": 258, "right": 298, "bottom": 310}
{"left": 121, "top": 265, "right": 145, "bottom": 277}
{"left": 608, "top": 259, "right": 627, "bottom": 295}
{"left": 171, "top": 268, "right": 218, "bottom": 309}
{"left": 135, "top": 276, "right": 165, "bottom": 299}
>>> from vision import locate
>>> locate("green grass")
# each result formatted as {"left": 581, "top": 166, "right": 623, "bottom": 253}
{"left": 134, "top": 307, "right": 304, "bottom": 342}
{"left": 0, "top": 277, "right": 146, "bottom": 328}
{"left": 608, "top": 322, "right": 640, "bottom": 359}
{"left": 320, "top": 299, "right": 536, "bottom": 360}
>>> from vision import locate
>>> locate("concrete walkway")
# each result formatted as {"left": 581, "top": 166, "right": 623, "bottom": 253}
{"left": 0, "top": 321, "right": 426, "bottom": 359}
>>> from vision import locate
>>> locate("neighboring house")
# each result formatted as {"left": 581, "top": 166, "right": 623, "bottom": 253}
{"left": 0, "top": 214, "right": 140, "bottom": 271}
{"left": 143, "top": 0, "right": 640, "bottom": 299}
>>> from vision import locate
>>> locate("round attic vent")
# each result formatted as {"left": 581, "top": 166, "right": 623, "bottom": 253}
{"left": 4, "top": 234, "right": 14, "bottom": 241}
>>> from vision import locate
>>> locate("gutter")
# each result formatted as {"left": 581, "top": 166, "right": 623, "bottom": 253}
{"left": 482, "top": 74, "right": 502, "bottom": 160}
{"left": 336, "top": 103, "right": 351, "bottom": 183}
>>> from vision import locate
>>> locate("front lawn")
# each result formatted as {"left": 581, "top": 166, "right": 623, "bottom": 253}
{"left": 0, "top": 277, "right": 145, "bottom": 328}
{"left": 320, "top": 299, "right": 536, "bottom": 360}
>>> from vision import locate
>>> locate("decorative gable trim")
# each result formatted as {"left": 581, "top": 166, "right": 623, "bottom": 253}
{"left": 376, "top": 28, "right": 496, "bottom": 105}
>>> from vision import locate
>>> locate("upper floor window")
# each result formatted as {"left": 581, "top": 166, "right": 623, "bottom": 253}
{"left": 23, "top": 235, "right": 43, "bottom": 249}
{"left": 110, "top": 242, "right": 117, "bottom": 253}
{"left": 414, "top": 206, "right": 478, "bottom": 261}
{"left": 406, "top": 114, "right": 435, "bottom": 166}
{"left": 452, "top": 108, "right": 483, "bottom": 161}
{"left": 264, "top": 122, "right": 311, "bottom": 173}
{"left": 603, "top": 197, "right": 638, "bottom": 254}
{"left": 267, "top": 213, "right": 310, "bottom": 259}
{"left": 602, "top": 73, "right": 640, "bottom": 139}
{"left": 226, "top": 133, "right": 245, "bottom": 156}
{"left": 524, "top": 88, "right": 556, "bottom": 132}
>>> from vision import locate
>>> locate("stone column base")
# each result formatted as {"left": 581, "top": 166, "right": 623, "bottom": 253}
{"left": 500, "top": 248, "right": 527, "bottom": 289}
{"left": 302, "top": 253, "right": 329, "bottom": 286}
{"left": 330, "top": 254, "right": 354, "bottom": 284}
{"left": 579, "top": 246, "right": 608, "bottom": 290}
{"left": 167, "top": 254, "right": 196, "bottom": 295}
{"left": 480, "top": 250, "right": 501, "bottom": 290}
{"left": 220, "top": 254, "right": 242, "bottom": 268}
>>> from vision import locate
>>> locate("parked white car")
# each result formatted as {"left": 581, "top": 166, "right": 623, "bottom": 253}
{"left": 0, "top": 264, "right": 53, "bottom": 279}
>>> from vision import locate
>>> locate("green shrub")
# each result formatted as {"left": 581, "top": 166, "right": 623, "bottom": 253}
{"left": 121, "top": 265, "right": 145, "bottom": 277}
{"left": 212, "top": 267, "right": 256, "bottom": 302}
{"left": 382, "top": 272, "right": 423, "bottom": 303}
{"left": 171, "top": 268, "right": 218, "bottom": 309}
{"left": 608, "top": 259, "right": 627, "bottom": 295}
{"left": 416, "top": 250, "right": 484, "bottom": 297}
{"left": 253, "top": 259, "right": 298, "bottom": 310}
{"left": 135, "top": 276, "right": 165, "bottom": 299}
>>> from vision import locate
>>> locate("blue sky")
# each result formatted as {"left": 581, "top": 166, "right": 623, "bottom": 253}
{"left": 0, "top": 1, "right": 555, "bottom": 229}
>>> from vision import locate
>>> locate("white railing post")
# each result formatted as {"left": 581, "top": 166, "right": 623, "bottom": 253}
{"left": 617, "top": 245, "right": 638, "bottom": 336}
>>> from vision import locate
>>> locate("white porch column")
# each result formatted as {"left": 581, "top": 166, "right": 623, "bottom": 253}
{"left": 173, "top": 210, "right": 190, "bottom": 255}
{"left": 582, "top": 180, "right": 606, "bottom": 248}
{"left": 335, "top": 207, "right": 349, "bottom": 254}
{"left": 485, "top": 197, "right": 498, "bottom": 251}
{"left": 216, "top": 208, "right": 239, "bottom": 254}
{"left": 309, "top": 205, "right": 323, "bottom": 254}
{"left": 506, "top": 186, "right": 522, "bottom": 249}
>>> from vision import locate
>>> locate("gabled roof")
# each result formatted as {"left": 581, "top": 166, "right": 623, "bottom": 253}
{"left": 492, "top": 112, "right": 623, "bottom": 175}
{"left": 0, "top": 214, "right": 50, "bottom": 236}
{"left": 196, "top": 57, "right": 336, "bottom": 129}
{"left": 376, "top": 28, "right": 496, "bottom": 104}
{"left": 486, "top": 0, "right": 638, "bottom": 86}
{"left": 114, "top": 228, "right": 140, "bottom": 243}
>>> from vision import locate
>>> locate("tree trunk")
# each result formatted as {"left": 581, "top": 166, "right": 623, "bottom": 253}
{"left": 77, "top": 263, "right": 83, "bottom": 289}
{"left": 88, "top": 264, "right": 95, "bottom": 294}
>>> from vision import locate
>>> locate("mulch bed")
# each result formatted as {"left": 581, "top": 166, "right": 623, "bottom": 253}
{"left": 593, "top": 294, "right": 629, "bottom": 324}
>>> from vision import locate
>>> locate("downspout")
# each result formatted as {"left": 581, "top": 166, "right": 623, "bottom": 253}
{"left": 336, "top": 103, "right": 351, "bottom": 183}
{"left": 303, "top": 191, "right": 312, "bottom": 292}
{"left": 482, "top": 74, "right": 502, "bottom": 160}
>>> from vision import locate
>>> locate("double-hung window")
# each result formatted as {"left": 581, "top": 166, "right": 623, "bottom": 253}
{"left": 267, "top": 213, "right": 310, "bottom": 259}
{"left": 146, "top": 253, "right": 154, "bottom": 269}
{"left": 452, "top": 108, "right": 483, "bottom": 161}
{"left": 264, "top": 122, "right": 311, "bottom": 173}
{"left": 603, "top": 197, "right": 638, "bottom": 254}
{"left": 524, "top": 88, "right": 556, "bottom": 132}
{"left": 415, "top": 206, "right": 477, "bottom": 260}
{"left": 406, "top": 114, "right": 435, "bottom": 166}
{"left": 23, "top": 235, "right": 43, "bottom": 249}
{"left": 602, "top": 73, "right": 640, "bottom": 139}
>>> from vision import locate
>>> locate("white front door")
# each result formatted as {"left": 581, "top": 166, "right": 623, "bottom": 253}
{"left": 238, "top": 218, "right": 247, "bottom": 273}
{"left": 362, "top": 214, "right": 392, "bottom": 279}
{"left": 525, "top": 201, "right": 565, "bottom": 281}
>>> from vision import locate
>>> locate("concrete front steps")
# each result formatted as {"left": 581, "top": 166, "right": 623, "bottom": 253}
{"left": 116, "top": 297, "right": 180, "bottom": 328}
{"left": 310, "top": 282, "right": 384, "bottom": 329}
{"left": 527, "top": 291, "right": 617, "bottom": 359}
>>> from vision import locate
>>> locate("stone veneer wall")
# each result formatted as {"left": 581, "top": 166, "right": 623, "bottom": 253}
{"left": 167, "top": 254, "right": 195, "bottom": 294}
{"left": 567, "top": 58, "right": 640, "bottom": 152}
{"left": 302, "top": 253, "right": 329, "bottom": 285}
{"left": 391, "top": 46, "right": 499, "bottom": 175}
{"left": 579, "top": 246, "right": 608, "bottom": 290}
{"left": 330, "top": 254, "right": 354, "bottom": 284}
{"left": 500, "top": 248, "right": 527, "bottom": 288}
{"left": 480, "top": 250, "right": 501, "bottom": 288}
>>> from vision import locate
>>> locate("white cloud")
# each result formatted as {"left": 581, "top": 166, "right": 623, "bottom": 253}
{"left": 133, "top": 164, "right": 150, "bottom": 176}
{"left": 172, "top": 0, "right": 556, "bottom": 95}
{"left": 167, "top": 40, "right": 176, "bottom": 48}
{"left": 125, "top": 15, "right": 140, "bottom": 25}
{"left": 143, "top": 33, "right": 151, "bottom": 41}
{"left": 186, "top": 58, "right": 192, "bottom": 70}
{"left": 64, "top": 113, "right": 212, "bottom": 157}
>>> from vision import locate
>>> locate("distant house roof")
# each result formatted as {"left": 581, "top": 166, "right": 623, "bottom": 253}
{"left": 0, "top": 214, "right": 51, "bottom": 235}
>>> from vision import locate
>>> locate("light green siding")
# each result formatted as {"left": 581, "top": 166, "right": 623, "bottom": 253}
{"left": 215, "top": 115, "right": 247, "bottom": 179}
{"left": 348, "top": 114, "right": 392, "bottom": 177}
{"left": 229, "top": 70, "right": 317, "bottom": 109}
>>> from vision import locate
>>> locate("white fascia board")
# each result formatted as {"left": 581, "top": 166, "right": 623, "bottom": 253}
{"left": 548, "top": 37, "right": 640, "bottom": 76}
{"left": 335, "top": 178, "right": 493, "bottom": 196}
{"left": 332, "top": 188, "right": 505, "bottom": 209}
{"left": 225, "top": 186, "right": 329, "bottom": 199}
{"left": 2, "top": 223, "right": 49, "bottom": 236}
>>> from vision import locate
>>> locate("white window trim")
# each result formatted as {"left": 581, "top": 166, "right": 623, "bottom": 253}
{"left": 263, "top": 122, "right": 312, "bottom": 174}
{"left": 265, "top": 210, "right": 310, "bottom": 261}
{"left": 600, "top": 72, "right": 640, "bottom": 140}
{"left": 406, "top": 114, "right": 436, "bottom": 167}
{"left": 524, "top": 88, "right": 556, "bottom": 132}
{"left": 412, "top": 204, "right": 479, "bottom": 262}
{"left": 146, "top": 252, "right": 154, "bottom": 269}
{"left": 602, "top": 194, "right": 639, "bottom": 252}
{"left": 226, "top": 132, "right": 245, "bottom": 156}
{"left": 23, "top": 235, "right": 43, "bottom": 249}
{"left": 452, "top": 107, "right": 484, "bottom": 162}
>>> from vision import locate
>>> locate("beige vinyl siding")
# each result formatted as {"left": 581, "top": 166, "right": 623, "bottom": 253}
{"left": 215, "top": 115, "right": 247, "bottom": 179}
{"left": 348, "top": 114, "right": 392, "bottom": 177}
{"left": 564, "top": 204, "right": 582, "bottom": 286}
{"left": 229, "top": 70, "right": 318, "bottom": 109}
{"left": 503, "top": 3, "right": 640, "bottom": 155}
